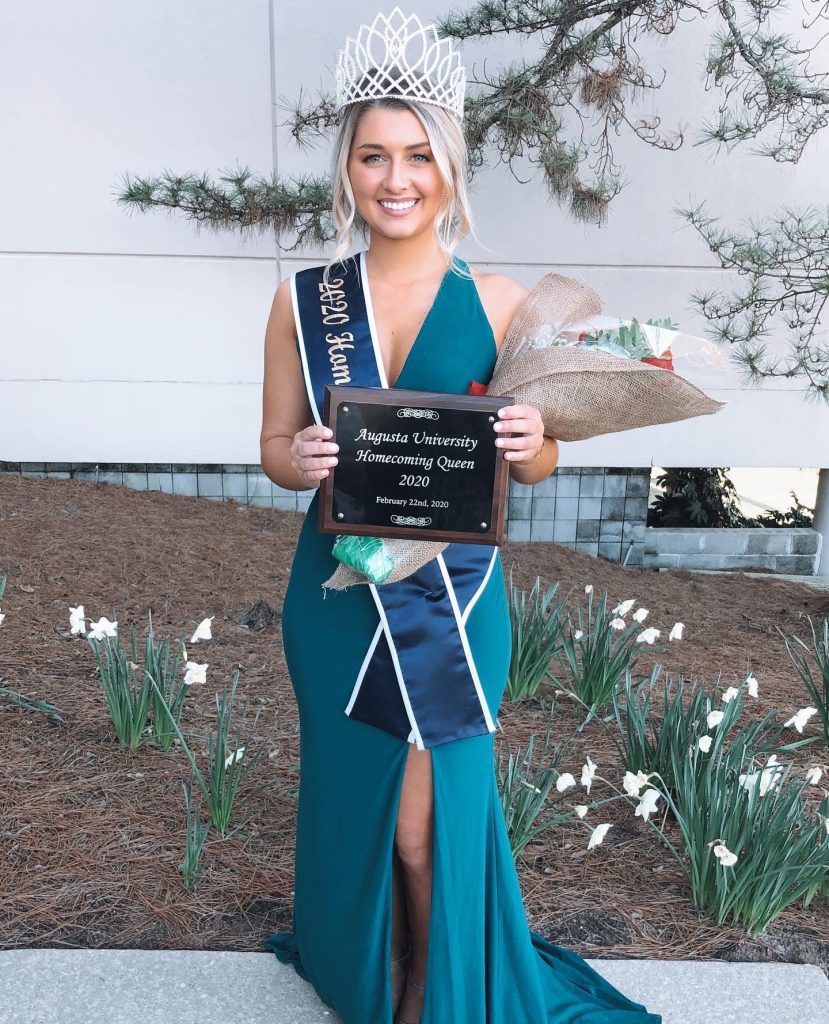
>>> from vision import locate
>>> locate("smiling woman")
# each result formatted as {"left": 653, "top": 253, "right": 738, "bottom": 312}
{"left": 259, "top": 8, "right": 661, "bottom": 1024}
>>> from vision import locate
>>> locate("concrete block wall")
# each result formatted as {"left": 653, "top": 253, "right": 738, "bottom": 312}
{"left": 644, "top": 527, "right": 823, "bottom": 574}
{"left": 506, "top": 468, "right": 650, "bottom": 565}
{"left": 0, "top": 462, "right": 315, "bottom": 512}
{"left": 1, "top": 462, "right": 653, "bottom": 565}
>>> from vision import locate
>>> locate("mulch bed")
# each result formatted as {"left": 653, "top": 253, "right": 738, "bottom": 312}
{"left": 0, "top": 474, "right": 827, "bottom": 970}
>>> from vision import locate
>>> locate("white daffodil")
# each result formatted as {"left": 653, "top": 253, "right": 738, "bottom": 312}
{"left": 632, "top": 607, "right": 649, "bottom": 623}
{"left": 573, "top": 629, "right": 584, "bottom": 640}
{"left": 87, "top": 616, "right": 118, "bottom": 640}
{"left": 183, "top": 661, "right": 208, "bottom": 686}
{"left": 622, "top": 769, "right": 653, "bottom": 797}
{"left": 711, "top": 841, "right": 738, "bottom": 867}
{"left": 69, "top": 605, "right": 86, "bottom": 635}
{"left": 635, "top": 787, "right": 661, "bottom": 821}
{"left": 636, "top": 627, "right": 660, "bottom": 645}
{"left": 707, "top": 709, "right": 725, "bottom": 729}
{"left": 745, "top": 674, "right": 759, "bottom": 698}
{"left": 721, "top": 686, "right": 739, "bottom": 703}
{"left": 585, "top": 584, "right": 593, "bottom": 595}
{"left": 784, "top": 706, "right": 818, "bottom": 733}
{"left": 581, "top": 755, "right": 597, "bottom": 794}
{"left": 612, "top": 599, "right": 635, "bottom": 617}
{"left": 668, "top": 622, "right": 684, "bottom": 641}
{"left": 805, "top": 767, "right": 823, "bottom": 786}
{"left": 190, "top": 616, "right": 214, "bottom": 642}
{"left": 224, "top": 746, "right": 245, "bottom": 770}
{"left": 697, "top": 735, "right": 713, "bottom": 753}
{"left": 573, "top": 805, "right": 589, "bottom": 818}
{"left": 740, "top": 755, "right": 782, "bottom": 797}
{"left": 609, "top": 617, "right": 626, "bottom": 630}
{"left": 587, "top": 822, "right": 613, "bottom": 849}
{"left": 555, "top": 772, "right": 577, "bottom": 792}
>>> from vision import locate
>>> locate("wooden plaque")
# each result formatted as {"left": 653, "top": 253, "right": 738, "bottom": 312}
{"left": 318, "top": 385, "right": 514, "bottom": 545}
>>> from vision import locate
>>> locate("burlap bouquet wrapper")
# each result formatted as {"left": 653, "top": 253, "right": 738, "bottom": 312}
{"left": 322, "top": 537, "right": 448, "bottom": 591}
{"left": 322, "top": 271, "right": 724, "bottom": 590}
{"left": 488, "top": 272, "right": 725, "bottom": 442}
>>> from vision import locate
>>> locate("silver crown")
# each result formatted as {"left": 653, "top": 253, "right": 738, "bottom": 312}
{"left": 335, "top": 7, "right": 466, "bottom": 121}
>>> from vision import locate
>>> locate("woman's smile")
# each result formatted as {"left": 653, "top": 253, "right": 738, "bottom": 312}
{"left": 377, "top": 198, "right": 421, "bottom": 217}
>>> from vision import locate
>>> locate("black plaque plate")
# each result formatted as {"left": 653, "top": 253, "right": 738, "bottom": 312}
{"left": 318, "top": 385, "right": 514, "bottom": 545}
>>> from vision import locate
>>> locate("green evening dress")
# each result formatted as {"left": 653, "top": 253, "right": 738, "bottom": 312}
{"left": 264, "top": 257, "right": 662, "bottom": 1024}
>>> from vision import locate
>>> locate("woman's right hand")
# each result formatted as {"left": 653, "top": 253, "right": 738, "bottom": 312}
{"left": 290, "top": 425, "right": 339, "bottom": 487}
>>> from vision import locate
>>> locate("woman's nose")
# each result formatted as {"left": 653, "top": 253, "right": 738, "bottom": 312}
{"left": 383, "top": 158, "right": 409, "bottom": 191}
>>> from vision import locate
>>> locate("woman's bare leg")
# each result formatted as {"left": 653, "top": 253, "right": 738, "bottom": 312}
{"left": 390, "top": 845, "right": 410, "bottom": 1013}
{"left": 393, "top": 744, "right": 433, "bottom": 1022}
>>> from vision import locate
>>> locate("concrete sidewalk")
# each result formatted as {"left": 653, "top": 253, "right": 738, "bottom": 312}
{"left": 0, "top": 949, "right": 826, "bottom": 1024}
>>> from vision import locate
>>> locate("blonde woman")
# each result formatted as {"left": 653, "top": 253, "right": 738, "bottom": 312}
{"left": 260, "top": 9, "right": 662, "bottom": 1024}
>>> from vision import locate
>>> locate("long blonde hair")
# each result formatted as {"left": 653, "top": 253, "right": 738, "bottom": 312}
{"left": 323, "top": 97, "right": 477, "bottom": 285}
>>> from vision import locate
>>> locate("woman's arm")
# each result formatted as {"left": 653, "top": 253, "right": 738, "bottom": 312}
{"left": 259, "top": 279, "right": 339, "bottom": 491}
{"left": 472, "top": 269, "right": 560, "bottom": 486}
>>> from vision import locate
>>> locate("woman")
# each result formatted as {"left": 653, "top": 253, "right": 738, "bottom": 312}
{"left": 260, "top": 10, "right": 662, "bottom": 1024}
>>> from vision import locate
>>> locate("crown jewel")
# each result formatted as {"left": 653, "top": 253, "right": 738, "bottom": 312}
{"left": 335, "top": 7, "right": 466, "bottom": 121}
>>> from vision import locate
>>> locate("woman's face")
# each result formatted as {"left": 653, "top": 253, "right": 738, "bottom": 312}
{"left": 347, "top": 105, "right": 445, "bottom": 241}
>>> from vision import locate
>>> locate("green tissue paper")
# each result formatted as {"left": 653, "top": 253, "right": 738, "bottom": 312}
{"left": 332, "top": 534, "right": 395, "bottom": 584}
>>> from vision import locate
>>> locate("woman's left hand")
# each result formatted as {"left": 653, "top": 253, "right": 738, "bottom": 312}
{"left": 493, "top": 403, "right": 545, "bottom": 463}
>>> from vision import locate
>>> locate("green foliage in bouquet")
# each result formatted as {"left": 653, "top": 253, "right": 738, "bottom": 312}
{"left": 580, "top": 317, "right": 678, "bottom": 361}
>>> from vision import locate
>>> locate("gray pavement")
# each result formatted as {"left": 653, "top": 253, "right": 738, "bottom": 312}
{"left": 0, "top": 949, "right": 826, "bottom": 1023}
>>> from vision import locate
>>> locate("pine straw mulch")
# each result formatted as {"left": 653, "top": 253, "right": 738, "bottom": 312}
{"left": 0, "top": 474, "right": 827, "bottom": 972}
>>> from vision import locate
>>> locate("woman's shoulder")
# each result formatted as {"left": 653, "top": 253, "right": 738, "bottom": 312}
{"left": 468, "top": 266, "right": 530, "bottom": 350}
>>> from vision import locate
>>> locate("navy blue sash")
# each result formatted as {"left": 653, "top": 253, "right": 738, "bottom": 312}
{"left": 291, "top": 251, "right": 499, "bottom": 749}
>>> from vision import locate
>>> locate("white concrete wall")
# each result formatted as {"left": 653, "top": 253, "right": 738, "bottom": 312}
{"left": 1, "top": 0, "right": 827, "bottom": 466}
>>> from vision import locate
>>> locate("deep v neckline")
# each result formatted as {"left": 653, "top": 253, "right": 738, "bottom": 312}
{"left": 360, "top": 249, "right": 453, "bottom": 389}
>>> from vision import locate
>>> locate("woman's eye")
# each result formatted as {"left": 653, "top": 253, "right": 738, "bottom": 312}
{"left": 362, "top": 153, "right": 431, "bottom": 164}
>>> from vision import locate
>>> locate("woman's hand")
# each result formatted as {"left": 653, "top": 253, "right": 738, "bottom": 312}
{"left": 290, "top": 425, "right": 339, "bottom": 487}
{"left": 493, "top": 403, "right": 545, "bottom": 464}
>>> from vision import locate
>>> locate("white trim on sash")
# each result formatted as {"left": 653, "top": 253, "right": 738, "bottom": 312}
{"left": 359, "top": 249, "right": 390, "bottom": 389}
{"left": 344, "top": 622, "right": 384, "bottom": 716}
{"left": 436, "top": 553, "right": 497, "bottom": 735}
{"left": 461, "top": 547, "right": 499, "bottom": 627}
{"left": 290, "top": 271, "right": 323, "bottom": 426}
{"left": 367, "top": 582, "right": 426, "bottom": 751}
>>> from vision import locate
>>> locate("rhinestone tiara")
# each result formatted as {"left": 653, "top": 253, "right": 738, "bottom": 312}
{"left": 334, "top": 7, "right": 466, "bottom": 121}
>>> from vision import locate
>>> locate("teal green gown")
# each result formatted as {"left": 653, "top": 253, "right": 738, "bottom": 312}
{"left": 264, "top": 257, "right": 662, "bottom": 1024}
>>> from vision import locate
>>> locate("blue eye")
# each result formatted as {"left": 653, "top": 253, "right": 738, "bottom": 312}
{"left": 361, "top": 153, "right": 431, "bottom": 163}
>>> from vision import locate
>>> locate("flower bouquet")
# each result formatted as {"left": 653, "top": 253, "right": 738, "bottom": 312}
{"left": 470, "top": 272, "right": 726, "bottom": 442}
{"left": 323, "top": 272, "right": 727, "bottom": 590}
